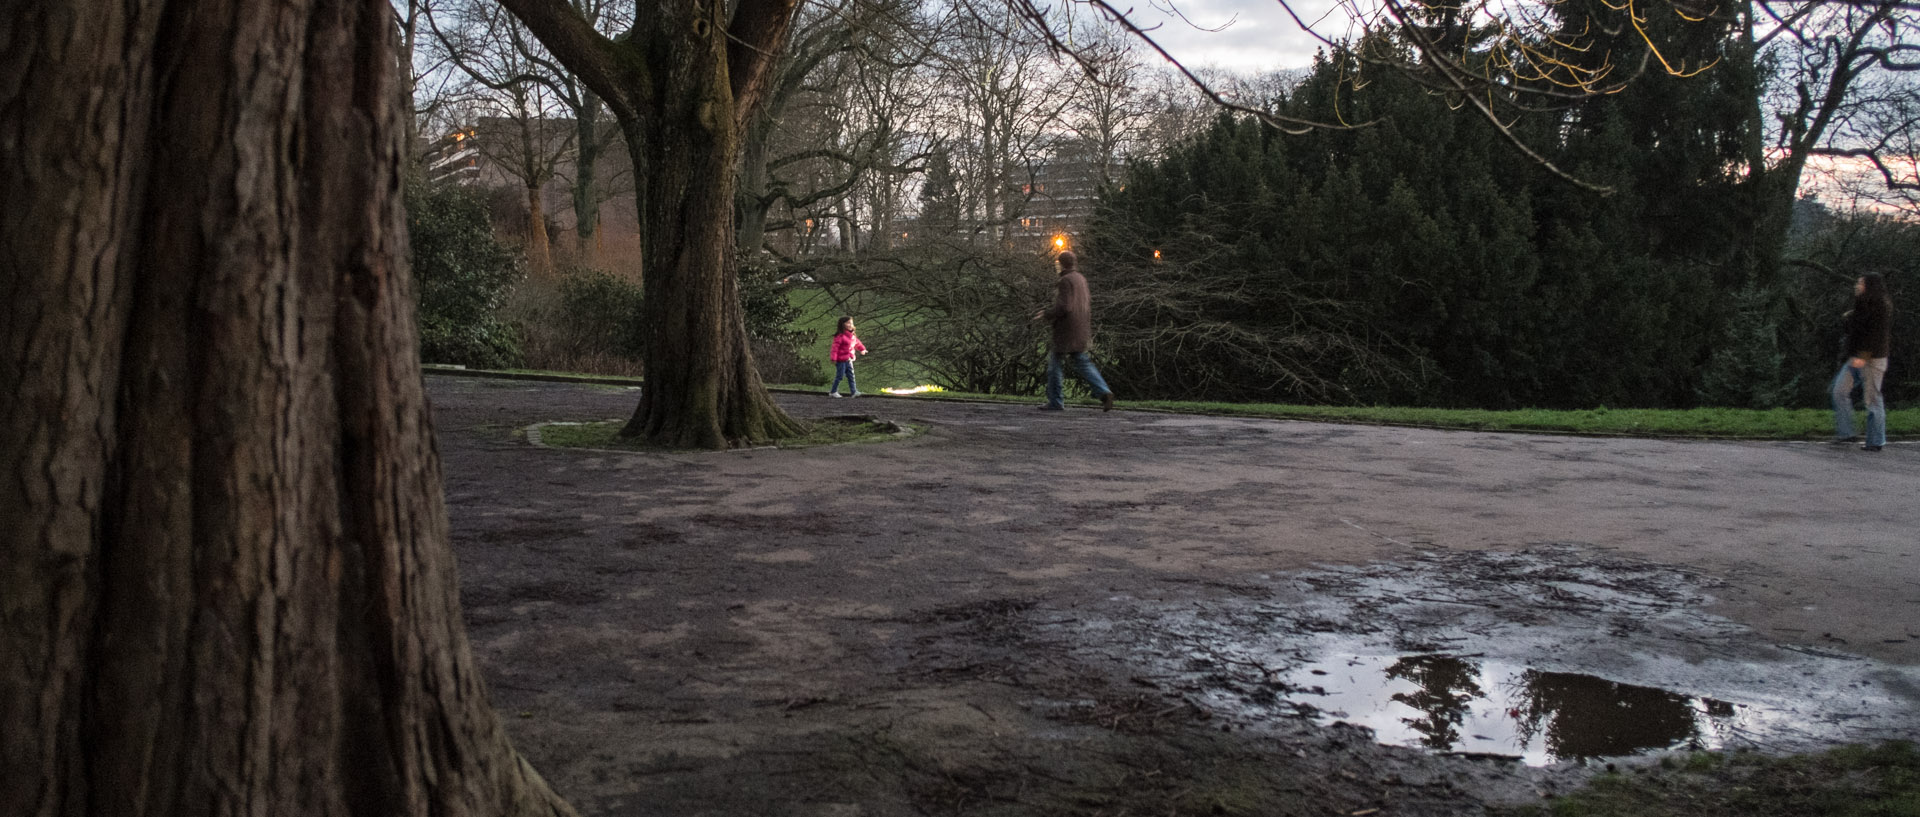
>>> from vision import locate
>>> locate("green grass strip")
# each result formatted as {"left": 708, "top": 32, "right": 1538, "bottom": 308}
{"left": 1494, "top": 741, "right": 1920, "bottom": 817}
{"left": 770, "top": 384, "right": 1916, "bottom": 440}
{"left": 433, "top": 366, "right": 1913, "bottom": 441}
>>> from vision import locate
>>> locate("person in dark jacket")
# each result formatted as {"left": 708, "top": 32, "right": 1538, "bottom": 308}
{"left": 1831, "top": 272, "right": 1894, "bottom": 451}
{"left": 1031, "top": 250, "right": 1115, "bottom": 411}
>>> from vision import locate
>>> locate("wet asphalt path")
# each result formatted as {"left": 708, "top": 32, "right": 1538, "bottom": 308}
{"left": 428, "top": 374, "right": 1920, "bottom": 668}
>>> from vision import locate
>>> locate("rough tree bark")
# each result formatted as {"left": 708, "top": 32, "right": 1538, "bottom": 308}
{"left": 527, "top": 180, "right": 554, "bottom": 274}
{"left": 0, "top": 1, "right": 574, "bottom": 815}
{"left": 737, "top": 113, "right": 781, "bottom": 256}
{"left": 572, "top": 91, "right": 607, "bottom": 262}
{"left": 499, "top": 0, "right": 807, "bottom": 449}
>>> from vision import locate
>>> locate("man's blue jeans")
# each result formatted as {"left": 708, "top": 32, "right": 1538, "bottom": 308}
{"left": 1045, "top": 351, "right": 1112, "bottom": 409}
{"left": 830, "top": 360, "right": 857, "bottom": 395}
{"left": 1831, "top": 358, "right": 1889, "bottom": 447}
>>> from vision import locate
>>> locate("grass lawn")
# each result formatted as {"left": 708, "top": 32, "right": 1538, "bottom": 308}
{"left": 768, "top": 296, "right": 1915, "bottom": 440}
{"left": 1493, "top": 742, "right": 1920, "bottom": 817}
{"left": 785, "top": 285, "right": 937, "bottom": 387}
{"left": 798, "top": 385, "right": 1917, "bottom": 440}
{"left": 429, "top": 364, "right": 1912, "bottom": 441}
{"left": 1113, "top": 400, "right": 1920, "bottom": 440}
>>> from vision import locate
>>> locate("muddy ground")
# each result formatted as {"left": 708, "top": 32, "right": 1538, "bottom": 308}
{"left": 429, "top": 375, "right": 1920, "bottom": 817}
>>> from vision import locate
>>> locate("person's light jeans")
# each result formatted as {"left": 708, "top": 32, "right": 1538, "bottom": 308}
{"left": 1044, "top": 351, "right": 1112, "bottom": 409}
{"left": 1831, "top": 357, "right": 1889, "bottom": 447}
{"left": 830, "top": 360, "right": 857, "bottom": 395}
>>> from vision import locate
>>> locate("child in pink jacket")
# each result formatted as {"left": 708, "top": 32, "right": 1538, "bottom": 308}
{"left": 828, "top": 316, "right": 868, "bottom": 397}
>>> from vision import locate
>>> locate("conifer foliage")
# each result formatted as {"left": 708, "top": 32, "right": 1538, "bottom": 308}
{"left": 1088, "top": 13, "right": 1821, "bottom": 409}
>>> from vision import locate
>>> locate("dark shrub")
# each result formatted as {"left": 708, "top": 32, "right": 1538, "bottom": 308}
{"left": 557, "top": 268, "right": 647, "bottom": 360}
{"left": 740, "top": 257, "right": 822, "bottom": 385}
{"left": 407, "top": 183, "right": 524, "bottom": 367}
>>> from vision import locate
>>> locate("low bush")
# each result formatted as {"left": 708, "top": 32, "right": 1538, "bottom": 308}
{"left": 741, "top": 256, "right": 823, "bottom": 385}
{"left": 505, "top": 266, "right": 645, "bottom": 376}
{"left": 407, "top": 183, "right": 525, "bottom": 367}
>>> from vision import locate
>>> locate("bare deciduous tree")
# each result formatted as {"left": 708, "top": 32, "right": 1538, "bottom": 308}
{"left": 1754, "top": 0, "right": 1920, "bottom": 221}
{"left": 498, "top": 0, "right": 807, "bottom": 448}
{"left": 432, "top": 0, "right": 580, "bottom": 273}
{"left": 736, "top": 0, "right": 931, "bottom": 255}
{"left": 938, "top": 1, "right": 1080, "bottom": 241}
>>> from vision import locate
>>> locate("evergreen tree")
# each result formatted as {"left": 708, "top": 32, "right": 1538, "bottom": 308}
{"left": 918, "top": 147, "right": 960, "bottom": 239}
{"left": 1697, "top": 283, "right": 1799, "bottom": 407}
{"left": 1091, "top": 13, "right": 1766, "bottom": 410}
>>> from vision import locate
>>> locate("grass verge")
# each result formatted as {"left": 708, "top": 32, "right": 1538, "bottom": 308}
{"left": 1494, "top": 742, "right": 1920, "bottom": 817}
{"left": 791, "top": 386, "right": 1917, "bottom": 440}
{"left": 431, "top": 367, "right": 1914, "bottom": 440}
{"left": 534, "top": 417, "right": 915, "bottom": 451}
{"left": 786, "top": 286, "right": 937, "bottom": 387}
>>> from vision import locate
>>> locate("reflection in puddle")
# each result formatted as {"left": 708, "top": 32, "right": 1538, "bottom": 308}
{"left": 1286, "top": 653, "right": 1756, "bottom": 765}
{"left": 1081, "top": 551, "right": 1920, "bottom": 766}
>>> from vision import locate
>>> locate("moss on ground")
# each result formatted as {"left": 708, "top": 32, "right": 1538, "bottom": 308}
{"left": 1496, "top": 742, "right": 1920, "bottom": 817}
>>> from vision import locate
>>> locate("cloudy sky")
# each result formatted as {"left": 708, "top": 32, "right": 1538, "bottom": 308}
{"left": 1106, "top": 0, "right": 1356, "bottom": 74}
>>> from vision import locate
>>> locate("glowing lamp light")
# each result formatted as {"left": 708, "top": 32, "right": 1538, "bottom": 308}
{"left": 1052, "top": 235, "right": 1068, "bottom": 251}
{"left": 880, "top": 384, "right": 946, "bottom": 395}
{"left": 1152, "top": 249, "right": 1162, "bottom": 261}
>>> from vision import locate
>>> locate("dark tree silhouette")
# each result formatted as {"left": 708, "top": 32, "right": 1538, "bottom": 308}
{"left": 1, "top": 1, "right": 573, "bottom": 813}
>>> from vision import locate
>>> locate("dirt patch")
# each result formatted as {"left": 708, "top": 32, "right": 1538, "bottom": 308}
{"left": 426, "top": 376, "right": 1920, "bottom": 816}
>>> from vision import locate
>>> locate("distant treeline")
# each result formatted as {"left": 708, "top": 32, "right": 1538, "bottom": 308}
{"left": 1088, "top": 26, "right": 1916, "bottom": 410}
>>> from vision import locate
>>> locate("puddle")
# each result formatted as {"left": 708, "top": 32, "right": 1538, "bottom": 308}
{"left": 1048, "top": 547, "right": 1920, "bottom": 766}
{"left": 1284, "top": 649, "right": 1757, "bottom": 764}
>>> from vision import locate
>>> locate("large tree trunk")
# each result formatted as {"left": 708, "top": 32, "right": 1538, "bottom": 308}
{"left": 612, "top": 0, "right": 804, "bottom": 449}
{"left": 735, "top": 113, "right": 778, "bottom": 256}
{"left": 498, "top": 0, "right": 804, "bottom": 449}
{"left": 527, "top": 181, "right": 554, "bottom": 275}
{"left": 0, "top": 2, "right": 574, "bottom": 815}
{"left": 572, "top": 93, "right": 606, "bottom": 264}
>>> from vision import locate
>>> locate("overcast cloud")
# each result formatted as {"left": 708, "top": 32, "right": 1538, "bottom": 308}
{"left": 1113, "top": 0, "right": 1353, "bottom": 74}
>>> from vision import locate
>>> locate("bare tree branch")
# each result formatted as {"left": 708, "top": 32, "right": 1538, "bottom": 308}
{"left": 730, "top": 0, "right": 808, "bottom": 126}
{"left": 496, "top": 0, "right": 643, "bottom": 122}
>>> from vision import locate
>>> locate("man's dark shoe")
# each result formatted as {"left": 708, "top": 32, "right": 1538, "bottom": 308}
{"left": 1100, "top": 392, "right": 1115, "bottom": 412}
{"left": 1863, "top": 444, "right": 1884, "bottom": 451}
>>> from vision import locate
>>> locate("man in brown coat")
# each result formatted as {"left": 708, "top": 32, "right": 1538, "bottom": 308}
{"left": 1032, "top": 250, "right": 1116, "bottom": 411}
